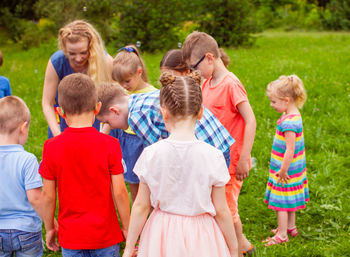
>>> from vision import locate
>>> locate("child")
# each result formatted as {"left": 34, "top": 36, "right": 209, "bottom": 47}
{"left": 183, "top": 31, "right": 256, "bottom": 255}
{"left": 109, "top": 45, "right": 157, "bottom": 203}
{"left": 263, "top": 75, "right": 309, "bottom": 246}
{"left": 160, "top": 49, "right": 190, "bottom": 75}
{"left": 0, "top": 50, "right": 12, "bottom": 98}
{"left": 40, "top": 73, "right": 130, "bottom": 256}
{"left": 0, "top": 96, "right": 43, "bottom": 256}
{"left": 96, "top": 82, "right": 234, "bottom": 168}
{"left": 122, "top": 72, "right": 238, "bottom": 257}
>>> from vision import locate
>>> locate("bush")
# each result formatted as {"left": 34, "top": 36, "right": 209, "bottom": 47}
{"left": 198, "top": 0, "right": 256, "bottom": 47}
{"left": 322, "top": 0, "right": 350, "bottom": 30}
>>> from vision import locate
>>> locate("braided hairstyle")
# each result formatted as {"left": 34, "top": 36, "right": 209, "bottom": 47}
{"left": 159, "top": 71, "right": 202, "bottom": 118}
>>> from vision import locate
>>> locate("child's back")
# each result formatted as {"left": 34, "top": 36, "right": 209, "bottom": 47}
{"left": 0, "top": 96, "right": 43, "bottom": 256}
{"left": 40, "top": 127, "right": 124, "bottom": 248}
{"left": 40, "top": 73, "right": 130, "bottom": 254}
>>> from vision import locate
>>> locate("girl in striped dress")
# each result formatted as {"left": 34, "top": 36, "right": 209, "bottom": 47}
{"left": 263, "top": 75, "right": 309, "bottom": 246}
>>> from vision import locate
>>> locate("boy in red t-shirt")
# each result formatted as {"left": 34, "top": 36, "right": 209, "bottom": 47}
{"left": 183, "top": 32, "right": 257, "bottom": 256}
{"left": 40, "top": 73, "right": 130, "bottom": 256}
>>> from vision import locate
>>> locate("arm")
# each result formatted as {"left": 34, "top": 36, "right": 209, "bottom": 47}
{"left": 122, "top": 182, "right": 151, "bottom": 257}
{"left": 27, "top": 187, "right": 43, "bottom": 219}
{"left": 42, "top": 59, "right": 61, "bottom": 137}
{"left": 111, "top": 174, "right": 131, "bottom": 237}
{"left": 235, "top": 101, "right": 256, "bottom": 181}
{"left": 276, "top": 131, "right": 295, "bottom": 186}
{"left": 212, "top": 186, "right": 239, "bottom": 257}
{"left": 41, "top": 178, "right": 59, "bottom": 252}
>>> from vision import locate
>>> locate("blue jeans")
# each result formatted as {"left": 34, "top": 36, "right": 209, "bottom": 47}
{"left": 62, "top": 243, "right": 120, "bottom": 257}
{"left": 0, "top": 230, "right": 43, "bottom": 257}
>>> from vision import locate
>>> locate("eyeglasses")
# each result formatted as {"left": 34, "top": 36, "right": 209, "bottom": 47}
{"left": 189, "top": 55, "right": 205, "bottom": 70}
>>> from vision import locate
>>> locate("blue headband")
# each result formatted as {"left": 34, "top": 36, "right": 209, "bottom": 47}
{"left": 118, "top": 47, "right": 135, "bottom": 53}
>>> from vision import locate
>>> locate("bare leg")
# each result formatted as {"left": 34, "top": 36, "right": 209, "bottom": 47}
{"left": 288, "top": 211, "right": 296, "bottom": 229}
{"left": 233, "top": 219, "right": 244, "bottom": 257}
{"left": 276, "top": 211, "right": 288, "bottom": 239}
{"left": 128, "top": 183, "right": 139, "bottom": 204}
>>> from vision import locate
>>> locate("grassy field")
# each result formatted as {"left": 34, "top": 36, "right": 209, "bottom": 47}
{"left": 1, "top": 31, "right": 349, "bottom": 256}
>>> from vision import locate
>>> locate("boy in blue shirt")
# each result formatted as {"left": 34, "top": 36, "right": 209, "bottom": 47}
{"left": 0, "top": 96, "right": 43, "bottom": 257}
{"left": 0, "top": 50, "right": 12, "bottom": 98}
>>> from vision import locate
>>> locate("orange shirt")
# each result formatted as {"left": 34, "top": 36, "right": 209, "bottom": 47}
{"left": 202, "top": 73, "right": 251, "bottom": 174}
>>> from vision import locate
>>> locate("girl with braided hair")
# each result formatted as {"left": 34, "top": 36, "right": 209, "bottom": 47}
{"left": 122, "top": 72, "right": 239, "bottom": 257}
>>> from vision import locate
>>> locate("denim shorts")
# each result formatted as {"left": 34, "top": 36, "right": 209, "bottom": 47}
{"left": 110, "top": 129, "right": 145, "bottom": 184}
{"left": 62, "top": 243, "right": 120, "bottom": 257}
{"left": 0, "top": 230, "right": 43, "bottom": 257}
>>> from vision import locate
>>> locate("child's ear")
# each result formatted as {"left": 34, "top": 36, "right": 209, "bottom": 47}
{"left": 197, "top": 106, "right": 204, "bottom": 120}
{"left": 19, "top": 121, "right": 29, "bottom": 134}
{"left": 94, "top": 102, "right": 102, "bottom": 115}
{"left": 109, "top": 105, "right": 121, "bottom": 115}
{"left": 57, "top": 106, "right": 66, "bottom": 118}
{"left": 137, "top": 67, "right": 143, "bottom": 76}
{"left": 205, "top": 53, "right": 215, "bottom": 64}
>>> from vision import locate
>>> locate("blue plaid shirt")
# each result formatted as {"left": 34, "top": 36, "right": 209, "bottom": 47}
{"left": 128, "top": 90, "right": 235, "bottom": 154}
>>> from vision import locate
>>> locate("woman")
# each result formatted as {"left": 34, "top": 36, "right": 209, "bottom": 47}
{"left": 42, "top": 20, "right": 113, "bottom": 137}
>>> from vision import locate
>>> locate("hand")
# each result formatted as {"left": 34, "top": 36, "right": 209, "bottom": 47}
{"left": 235, "top": 159, "right": 249, "bottom": 181}
{"left": 122, "top": 247, "right": 136, "bottom": 257}
{"left": 45, "top": 228, "right": 59, "bottom": 252}
{"left": 276, "top": 169, "right": 290, "bottom": 186}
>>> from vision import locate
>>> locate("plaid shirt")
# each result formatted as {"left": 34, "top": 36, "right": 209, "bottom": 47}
{"left": 128, "top": 90, "right": 235, "bottom": 154}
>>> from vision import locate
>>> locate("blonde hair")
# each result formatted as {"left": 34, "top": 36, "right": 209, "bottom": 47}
{"left": 97, "top": 82, "right": 128, "bottom": 116}
{"left": 58, "top": 20, "right": 112, "bottom": 85}
{"left": 182, "top": 31, "right": 230, "bottom": 67}
{"left": 112, "top": 45, "right": 148, "bottom": 83}
{"left": 0, "top": 96, "right": 30, "bottom": 134}
{"left": 159, "top": 71, "right": 202, "bottom": 118}
{"left": 267, "top": 75, "right": 307, "bottom": 108}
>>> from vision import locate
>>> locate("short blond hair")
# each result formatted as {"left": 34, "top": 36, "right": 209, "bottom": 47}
{"left": 97, "top": 82, "right": 128, "bottom": 116}
{"left": 267, "top": 75, "right": 307, "bottom": 109}
{"left": 0, "top": 96, "right": 30, "bottom": 134}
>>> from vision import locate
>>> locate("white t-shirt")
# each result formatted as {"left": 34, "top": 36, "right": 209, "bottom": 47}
{"left": 134, "top": 139, "right": 230, "bottom": 216}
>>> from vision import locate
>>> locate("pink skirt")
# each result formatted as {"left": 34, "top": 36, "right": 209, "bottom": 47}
{"left": 137, "top": 209, "right": 231, "bottom": 257}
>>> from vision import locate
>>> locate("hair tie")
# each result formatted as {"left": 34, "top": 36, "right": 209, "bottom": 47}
{"left": 118, "top": 47, "right": 135, "bottom": 53}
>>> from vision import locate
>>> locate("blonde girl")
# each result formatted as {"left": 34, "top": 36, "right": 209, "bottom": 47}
{"left": 110, "top": 45, "right": 157, "bottom": 203}
{"left": 42, "top": 20, "right": 113, "bottom": 138}
{"left": 123, "top": 71, "right": 238, "bottom": 257}
{"left": 263, "top": 75, "right": 309, "bottom": 246}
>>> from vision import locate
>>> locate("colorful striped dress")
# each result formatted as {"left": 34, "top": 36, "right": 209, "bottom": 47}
{"left": 265, "top": 114, "right": 309, "bottom": 211}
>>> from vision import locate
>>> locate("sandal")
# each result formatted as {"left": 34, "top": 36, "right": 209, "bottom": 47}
{"left": 242, "top": 244, "right": 255, "bottom": 256}
{"left": 264, "top": 235, "right": 289, "bottom": 247}
{"left": 269, "top": 227, "right": 298, "bottom": 237}
{"left": 287, "top": 226, "right": 299, "bottom": 237}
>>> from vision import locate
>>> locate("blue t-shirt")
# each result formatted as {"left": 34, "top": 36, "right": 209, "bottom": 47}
{"left": 0, "top": 145, "right": 42, "bottom": 232}
{"left": 49, "top": 50, "right": 100, "bottom": 137}
{"left": 0, "top": 76, "right": 11, "bottom": 99}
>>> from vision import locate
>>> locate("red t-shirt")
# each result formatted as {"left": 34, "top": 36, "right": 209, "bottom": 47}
{"left": 202, "top": 73, "right": 251, "bottom": 174}
{"left": 40, "top": 127, "right": 125, "bottom": 249}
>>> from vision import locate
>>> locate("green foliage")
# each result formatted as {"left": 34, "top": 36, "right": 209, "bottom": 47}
{"left": 322, "top": 0, "right": 350, "bottom": 30}
{"left": 198, "top": 0, "right": 256, "bottom": 47}
{"left": 111, "top": 0, "right": 187, "bottom": 52}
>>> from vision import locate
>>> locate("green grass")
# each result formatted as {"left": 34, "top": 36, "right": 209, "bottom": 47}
{"left": 1, "top": 31, "right": 349, "bottom": 256}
